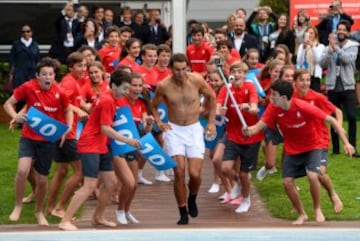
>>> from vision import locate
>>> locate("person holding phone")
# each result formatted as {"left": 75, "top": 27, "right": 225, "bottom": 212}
{"left": 296, "top": 26, "right": 325, "bottom": 92}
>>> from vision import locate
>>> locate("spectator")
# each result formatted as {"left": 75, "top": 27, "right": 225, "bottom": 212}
{"left": 98, "top": 26, "right": 121, "bottom": 74}
{"left": 186, "top": 19, "right": 199, "bottom": 46}
{"left": 320, "top": 20, "right": 359, "bottom": 156}
{"left": 9, "top": 25, "right": 40, "bottom": 91}
{"left": 119, "top": 26, "right": 133, "bottom": 51}
{"left": 116, "top": 6, "right": 133, "bottom": 28}
{"left": 131, "top": 10, "right": 150, "bottom": 44}
{"left": 93, "top": 6, "right": 105, "bottom": 42}
{"left": 49, "top": 2, "right": 80, "bottom": 64}
{"left": 75, "top": 18, "right": 102, "bottom": 51}
{"left": 103, "top": 8, "right": 115, "bottom": 35}
{"left": 147, "top": 9, "right": 169, "bottom": 45}
{"left": 119, "top": 38, "right": 142, "bottom": 73}
{"left": 268, "top": 14, "right": 295, "bottom": 58}
{"left": 234, "top": 8, "right": 247, "bottom": 19}
{"left": 246, "top": 6, "right": 277, "bottom": 63}
{"left": 213, "top": 28, "right": 241, "bottom": 60}
{"left": 317, "top": 1, "right": 354, "bottom": 45}
{"left": 231, "top": 17, "right": 259, "bottom": 59}
{"left": 76, "top": 5, "right": 89, "bottom": 23}
{"left": 296, "top": 26, "right": 325, "bottom": 92}
{"left": 293, "top": 9, "right": 311, "bottom": 58}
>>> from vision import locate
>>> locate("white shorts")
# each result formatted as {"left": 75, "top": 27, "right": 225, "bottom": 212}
{"left": 162, "top": 121, "right": 205, "bottom": 159}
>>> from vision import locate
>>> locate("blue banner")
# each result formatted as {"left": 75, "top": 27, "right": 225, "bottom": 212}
{"left": 111, "top": 106, "right": 141, "bottom": 156}
{"left": 139, "top": 133, "right": 177, "bottom": 170}
{"left": 147, "top": 91, "right": 168, "bottom": 123}
{"left": 26, "top": 106, "right": 69, "bottom": 143}
{"left": 245, "top": 68, "right": 266, "bottom": 98}
{"left": 199, "top": 115, "right": 226, "bottom": 150}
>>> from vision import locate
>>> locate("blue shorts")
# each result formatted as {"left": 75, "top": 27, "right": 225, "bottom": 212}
{"left": 18, "top": 137, "right": 56, "bottom": 176}
{"left": 119, "top": 151, "right": 138, "bottom": 162}
{"left": 81, "top": 151, "right": 113, "bottom": 178}
{"left": 222, "top": 140, "right": 261, "bottom": 172}
{"left": 282, "top": 149, "right": 321, "bottom": 178}
{"left": 55, "top": 139, "right": 80, "bottom": 163}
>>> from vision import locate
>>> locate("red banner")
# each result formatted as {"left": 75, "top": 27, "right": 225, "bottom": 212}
{"left": 290, "top": 0, "right": 360, "bottom": 31}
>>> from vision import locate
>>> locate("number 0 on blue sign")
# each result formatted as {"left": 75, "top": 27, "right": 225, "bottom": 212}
{"left": 26, "top": 106, "right": 69, "bottom": 142}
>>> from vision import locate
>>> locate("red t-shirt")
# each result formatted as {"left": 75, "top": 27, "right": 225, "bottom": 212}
{"left": 293, "top": 88, "right": 336, "bottom": 149}
{"left": 59, "top": 73, "right": 83, "bottom": 139}
{"left": 13, "top": 79, "right": 70, "bottom": 141}
{"left": 117, "top": 97, "right": 147, "bottom": 125}
{"left": 118, "top": 57, "right": 141, "bottom": 74}
{"left": 217, "top": 82, "right": 263, "bottom": 144}
{"left": 77, "top": 91, "right": 116, "bottom": 153}
{"left": 230, "top": 48, "right": 241, "bottom": 60}
{"left": 137, "top": 65, "right": 159, "bottom": 87}
{"left": 81, "top": 81, "right": 109, "bottom": 104}
{"left": 261, "top": 99, "right": 327, "bottom": 155}
{"left": 226, "top": 55, "right": 240, "bottom": 67}
{"left": 154, "top": 65, "right": 172, "bottom": 82}
{"left": 98, "top": 45, "right": 121, "bottom": 73}
{"left": 186, "top": 41, "right": 214, "bottom": 73}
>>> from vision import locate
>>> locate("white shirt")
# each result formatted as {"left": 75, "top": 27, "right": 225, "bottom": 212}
{"left": 234, "top": 33, "right": 245, "bottom": 52}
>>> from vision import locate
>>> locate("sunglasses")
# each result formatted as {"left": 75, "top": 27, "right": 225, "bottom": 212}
{"left": 21, "top": 30, "right": 31, "bottom": 33}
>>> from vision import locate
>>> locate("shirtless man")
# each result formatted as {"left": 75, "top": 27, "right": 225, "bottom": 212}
{"left": 151, "top": 53, "right": 217, "bottom": 224}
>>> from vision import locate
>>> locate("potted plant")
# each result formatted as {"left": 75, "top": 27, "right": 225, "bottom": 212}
{"left": 0, "top": 62, "right": 12, "bottom": 123}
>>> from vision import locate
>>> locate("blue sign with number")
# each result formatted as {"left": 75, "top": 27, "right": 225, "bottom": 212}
{"left": 26, "top": 106, "right": 69, "bottom": 143}
{"left": 139, "top": 133, "right": 177, "bottom": 170}
{"left": 111, "top": 106, "right": 141, "bottom": 156}
{"left": 199, "top": 116, "right": 226, "bottom": 150}
{"left": 245, "top": 68, "right": 266, "bottom": 98}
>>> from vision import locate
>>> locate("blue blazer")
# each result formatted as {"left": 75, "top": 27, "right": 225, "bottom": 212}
{"left": 9, "top": 39, "right": 40, "bottom": 89}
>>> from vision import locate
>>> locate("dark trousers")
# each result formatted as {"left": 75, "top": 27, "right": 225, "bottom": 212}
{"left": 327, "top": 90, "right": 357, "bottom": 153}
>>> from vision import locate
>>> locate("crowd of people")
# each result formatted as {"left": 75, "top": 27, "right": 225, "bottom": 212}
{"left": 4, "top": 0, "right": 359, "bottom": 229}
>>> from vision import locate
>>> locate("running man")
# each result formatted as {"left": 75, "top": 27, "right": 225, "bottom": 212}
{"left": 151, "top": 53, "right": 217, "bottom": 224}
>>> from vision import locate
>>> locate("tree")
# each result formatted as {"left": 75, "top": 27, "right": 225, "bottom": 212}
{"left": 259, "top": 0, "right": 289, "bottom": 14}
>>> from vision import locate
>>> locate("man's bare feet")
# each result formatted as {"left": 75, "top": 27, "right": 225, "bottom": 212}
{"left": 22, "top": 193, "right": 35, "bottom": 204}
{"left": 92, "top": 217, "right": 117, "bottom": 228}
{"left": 331, "top": 193, "right": 343, "bottom": 213}
{"left": 35, "top": 212, "right": 49, "bottom": 226}
{"left": 59, "top": 221, "right": 78, "bottom": 231}
{"left": 314, "top": 208, "right": 325, "bottom": 223}
{"left": 292, "top": 213, "right": 308, "bottom": 225}
{"left": 9, "top": 206, "right": 22, "bottom": 221}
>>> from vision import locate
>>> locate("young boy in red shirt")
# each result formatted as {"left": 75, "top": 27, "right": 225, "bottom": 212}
{"left": 58, "top": 70, "right": 141, "bottom": 231}
{"left": 244, "top": 80, "right": 354, "bottom": 225}
{"left": 98, "top": 26, "right": 121, "bottom": 74}
{"left": 4, "top": 57, "right": 73, "bottom": 226}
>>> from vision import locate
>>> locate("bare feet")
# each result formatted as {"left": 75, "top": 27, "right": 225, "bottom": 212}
{"left": 51, "top": 209, "right": 66, "bottom": 219}
{"left": 9, "top": 206, "right": 22, "bottom": 221}
{"left": 35, "top": 212, "right": 49, "bottom": 226}
{"left": 22, "top": 193, "right": 35, "bottom": 204}
{"left": 292, "top": 213, "right": 308, "bottom": 225}
{"left": 314, "top": 208, "right": 325, "bottom": 223}
{"left": 92, "top": 217, "right": 117, "bottom": 228}
{"left": 331, "top": 193, "right": 343, "bottom": 213}
{"left": 59, "top": 221, "right": 78, "bottom": 231}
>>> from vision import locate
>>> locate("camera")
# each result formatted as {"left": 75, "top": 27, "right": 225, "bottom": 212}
{"left": 214, "top": 58, "right": 222, "bottom": 66}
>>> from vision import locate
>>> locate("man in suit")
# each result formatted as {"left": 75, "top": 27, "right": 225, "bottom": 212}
{"left": 147, "top": 9, "right": 169, "bottom": 45}
{"left": 317, "top": 1, "right": 354, "bottom": 45}
{"left": 49, "top": 2, "right": 80, "bottom": 64}
{"left": 231, "top": 17, "right": 259, "bottom": 59}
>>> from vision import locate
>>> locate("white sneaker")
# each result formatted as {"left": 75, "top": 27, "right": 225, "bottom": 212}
{"left": 230, "top": 183, "right": 241, "bottom": 200}
{"left": 165, "top": 169, "right": 174, "bottom": 176}
{"left": 235, "top": 196, "right": 251, "bottom": 213}
{"left": 218, "top": 192, "right": 227, "bottom": 200}
{"left": 138, "top": 176, "right": 153, "bottom": 185}
{"left": 268, "top": 166, "right": 278, "bottom": 174}
{"left": 256, "top": 166, "right": 269, "bottom": 181}
{"left": 208, "top": 183, "right": 220, "bottom": 193}
{"left": 155, "top": 173, "right": 171, "bottom": 182}
{"left": 126, "top": 212, "right": 139, "bottom": 224}
{"left": 116, "top": 210, "right": 128, "bottom": 224}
